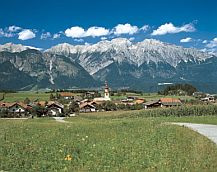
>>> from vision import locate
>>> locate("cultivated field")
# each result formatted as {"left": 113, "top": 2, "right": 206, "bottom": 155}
{"left": 0, "top": 115, "right": 217, "bottom": 171}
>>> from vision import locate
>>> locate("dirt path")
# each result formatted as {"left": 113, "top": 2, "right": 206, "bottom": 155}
{"left": 172, "top": 123, "right": 217, "bottom": 144}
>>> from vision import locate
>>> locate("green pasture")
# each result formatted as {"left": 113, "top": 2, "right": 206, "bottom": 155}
{"left": 0, "top": 91, "right": 50, "bottom": 102}
{"left": 0, "top": 115, "right": 217, "bottom": 171}
{"left": 111, "top": 93, "right": 195, "bottom": 101}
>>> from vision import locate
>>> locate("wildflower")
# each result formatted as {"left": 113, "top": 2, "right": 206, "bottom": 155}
{"left": 64, "top": 154, "right": 72, "bottom": 161}
{"left": 85, "top": 135, "right": 88, "bottom": 138}
{"left": 82, "top": 138, "right": 85, "bottom": 141}
{"left": 93, "top": 144, "right": 96, "bottom": 147}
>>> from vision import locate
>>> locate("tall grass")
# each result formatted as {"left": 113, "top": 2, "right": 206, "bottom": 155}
{"left": 0, "top": 118, "right": 217, "bottom": 171}
{"left": 79, "top": 105, "right": 217, "bottom": 120}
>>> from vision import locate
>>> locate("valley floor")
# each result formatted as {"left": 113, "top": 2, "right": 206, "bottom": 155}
{"left": 0, "top": 115, "right": 217, "bottom": 171}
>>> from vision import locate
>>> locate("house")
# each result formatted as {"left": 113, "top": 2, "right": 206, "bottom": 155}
{"left": 73, "top": 96, "right": 83, "bottom": 103}
{"left": 144, "top": 100, "right": 161, "bottom": 109}
{"left": 46, "top": 102, "right": 64, "bottom": 116}
{"left": 127, "top": 96, "right": 138, "bottom": 101}
{"left": 160, "top": 98, "right": 182, "bottom": 107}
{"left": 79, "top": 103, "right": 96, "bottom": 113}
{"left": 85, "top": 91, "right": 96, "bottom": 99}
{"left": 59, "top": 92, "right": 74, "bottom": 100}
{"left": 0, "top": 102, "right": 13, "bottom": 114}
{"left": 200, "top": 95, "right": 215, "bottom": 102}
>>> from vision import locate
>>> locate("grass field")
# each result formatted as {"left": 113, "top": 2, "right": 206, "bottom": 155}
{"left": 1, "top": 91, "right": 50, "bottom": 102}
{"left": 111, "top": 93, "right": 195, "bottom": 101}
{"left": 0, "top": 115, "right": 217, "bottom": 171}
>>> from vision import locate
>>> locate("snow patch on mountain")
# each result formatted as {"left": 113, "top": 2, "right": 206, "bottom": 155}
{"left": 39, "top": 38, "right": 216, "bottom": 75}
{"left": 0, "top": 43, "right": 42, "bottom": 53}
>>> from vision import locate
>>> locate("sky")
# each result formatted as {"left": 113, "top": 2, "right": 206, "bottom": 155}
{"left": 0, "top": 0, "right": 217, "bottom": 52}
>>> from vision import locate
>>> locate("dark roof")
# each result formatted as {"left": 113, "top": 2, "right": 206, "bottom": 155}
{"left": 144, "top": 100, "right": 160, "bottom": 106}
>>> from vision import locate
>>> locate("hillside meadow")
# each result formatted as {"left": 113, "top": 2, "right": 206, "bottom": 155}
{"left": 0, "top": 114, "right": 217, "bottom": 171}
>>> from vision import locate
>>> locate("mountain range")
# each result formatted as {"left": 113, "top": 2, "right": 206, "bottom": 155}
{"left": 0, "top": 38, "right": 217, "bottom": 92}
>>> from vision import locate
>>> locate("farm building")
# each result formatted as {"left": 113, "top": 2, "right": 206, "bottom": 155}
{"left": 46, "top": 102, "right": 64, "bottom": 116}
{"left": 144, "top": 100, "right": 161, "bottom": 109}
{"left": 59, "top": 92, "right": 74, "bottom": 100}
{"left": 79, "top": 103, "right": 96, "bottom": 113}
{"left": 160, "top": 98, "right": 182, "bottom": 107}
{"left": 0, "top": 102, "right": 31, "bottom": 117}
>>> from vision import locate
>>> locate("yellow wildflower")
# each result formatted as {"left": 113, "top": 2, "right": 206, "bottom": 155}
{"left": 64, "top": 154, "right": 72, "bottom": 161}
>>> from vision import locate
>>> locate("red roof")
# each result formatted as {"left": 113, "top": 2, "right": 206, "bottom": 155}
{"left": 160, "top": 98, "right": 181, "bottom": 103}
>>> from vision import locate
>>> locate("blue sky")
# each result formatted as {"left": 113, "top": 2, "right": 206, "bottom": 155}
{"left": 0, "top": 0, "right": 217, "bottom": 51}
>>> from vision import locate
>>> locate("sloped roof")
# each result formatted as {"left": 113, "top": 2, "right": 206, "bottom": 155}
{"left": 160, "top": 98, "right": 181, "bottom": 103}
{"left": 59, "top": 92, "right": 74, "bottom": 97}
{"left": 0, "top": 102, "right": 29, "bottom": 109}
{"left": 160, "top": 98, "right": 182, "bottom": 105}
{"left": 144, "top": 100, "right": 160, "bottom": 106}
{"left": 79, "top": 102, "right": 96, "bottom": 109}
{"left": 47, "top": 101, "right": 64, "bottom": 109}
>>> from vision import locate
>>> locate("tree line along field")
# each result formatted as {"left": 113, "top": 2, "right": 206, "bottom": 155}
{"left": 0, "top": 115, "right": 217, "bottom": 171}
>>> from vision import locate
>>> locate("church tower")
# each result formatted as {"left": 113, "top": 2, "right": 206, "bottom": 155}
{"left": 104, "top": 81, "right": 110, "bottom": 100}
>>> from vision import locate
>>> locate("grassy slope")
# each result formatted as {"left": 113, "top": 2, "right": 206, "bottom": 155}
{"left": 0, "top": 117, "right": 217, "bottom": 171}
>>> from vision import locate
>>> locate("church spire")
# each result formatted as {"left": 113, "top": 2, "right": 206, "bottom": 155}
{"left": 104, "top": 81, "right": 110, "bottom": 100}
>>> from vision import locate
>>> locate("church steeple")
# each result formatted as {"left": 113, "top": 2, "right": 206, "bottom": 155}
{"left": 104, "top": 81, "right": 110, "bottom": 100}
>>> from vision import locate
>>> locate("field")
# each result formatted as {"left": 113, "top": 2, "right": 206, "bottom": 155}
{"left": 111, "top": 92, "right": 195, "bottom": 101}
{"left": 1, "top": 91, "right": 50, "bottom": 102}
{"left": 0, "top": 91, "right": 195, "bottom": 103}
{"left": 0, "top": 115, "right": 217, "bottom": 171}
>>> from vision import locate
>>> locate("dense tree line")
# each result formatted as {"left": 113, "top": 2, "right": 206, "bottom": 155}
{"left": 159, "top": 84, "right": 197, "bottom": 96}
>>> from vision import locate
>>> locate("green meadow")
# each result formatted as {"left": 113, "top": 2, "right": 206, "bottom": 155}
{"left": 1, "top": 91, "right": 50, "bottom": 102}
{"left": 0, "top": 91, "right": 195, "bottom": 103}
{"left": 0, "top": 115, "right": 217, "bottom": 171}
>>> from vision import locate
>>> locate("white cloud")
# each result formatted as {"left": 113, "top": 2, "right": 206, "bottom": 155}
{"left": 65, "top": 26, "right": 110, "bottom": 38}
{"left": 40, "top": 32, "right": 51, "bottom": 40}
{"left": 24, "top": 45, "right": 43, "bottom": 51}
{"left": 202, "top": 40, "right": 208, "bottom": 44}
{"left": 85, "top": 26, "right": 110, "bottom": 37}
{"left": 151, "top": 22, "right": 196, "bottom": 36}
{"left": 113, "top": 23, "right": 139, "bottom": 35}
{"left": 3, "top": 33, "right": 14, "bottom": 38}
{"left": 53, "top": 33, "right": 61, "bottom": 39}
{"left": 74, "top": 38, "right": 84, "bottom": 42}
{"left": 18, "top": 29, "right": 36, "bottom": 40}
{"left": 101, "top": 37, "right": 107, "bottom": 40}
{"left": 180, "top": 37, "right": 192, "bottom": 43}
{"left": 129, "top": 37, "right": 135, "bottom": 41}
{"left": 84, "top": 42, "right": 91, "bottom": 46}
{"left": 206, "top": 38, "right": 217, "bottom": 48}
{"left": 8, "top": 25, "right": 22, "bottom": 32}
{"left": 0, "top": 28, "right": 14, "bottom": 37}
{"left": 0, "top": 28, "right": 4, "bottom": 36}
{"left": 140, "top": 25, "right": 149, "bottom": 31}
{"left": 65, "top": 26, "right": 85, "bottom": 38}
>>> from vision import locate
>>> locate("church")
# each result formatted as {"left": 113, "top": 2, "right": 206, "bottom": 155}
{"left": 93, "top": 81, "right": 111, "bottom": 102}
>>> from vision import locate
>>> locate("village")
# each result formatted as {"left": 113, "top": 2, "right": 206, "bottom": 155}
{"left": 0, "top": 82, "right": 216, "bottom": 118}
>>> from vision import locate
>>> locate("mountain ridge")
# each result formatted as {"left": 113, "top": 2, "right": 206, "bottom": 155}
{"left": 0, "top": 39, "right": 217, "bottom": 92}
